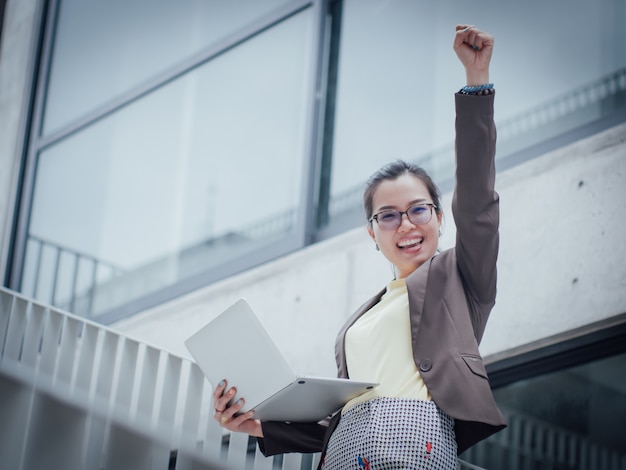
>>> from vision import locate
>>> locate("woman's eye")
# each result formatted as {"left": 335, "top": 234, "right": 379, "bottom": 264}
{"left": 379, "top": 212, "right": 398, "bottom": 221}
{"left": 409, "top": 206, "right": 427, "bottom": 215}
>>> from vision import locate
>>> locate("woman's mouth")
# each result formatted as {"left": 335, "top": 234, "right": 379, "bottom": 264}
{"left": 397, "top": 237, "right": 424, "bottom": 250}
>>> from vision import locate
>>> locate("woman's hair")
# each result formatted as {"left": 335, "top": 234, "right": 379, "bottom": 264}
{"left": 363, "top": 160, "right": 442, "bottom": 222}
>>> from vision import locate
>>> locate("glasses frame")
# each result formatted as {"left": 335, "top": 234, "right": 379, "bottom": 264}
{"left": 369, "top": 203, "right": 438, "bottom": 231}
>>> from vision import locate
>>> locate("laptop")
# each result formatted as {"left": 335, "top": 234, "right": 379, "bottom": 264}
{"left": 184, "top": 298, "right": 377, "bottom": 422}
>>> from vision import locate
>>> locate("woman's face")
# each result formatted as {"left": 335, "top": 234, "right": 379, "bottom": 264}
{"left": 367, "top": 173, "right": 442, "bottom": 279}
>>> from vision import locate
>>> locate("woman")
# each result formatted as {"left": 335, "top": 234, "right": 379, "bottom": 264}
{"left": 212, "top": 25, "right": 506, "bottom": 469}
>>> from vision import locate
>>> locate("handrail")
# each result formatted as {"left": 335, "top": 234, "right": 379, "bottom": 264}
{"left": 0, "top": 287, "right": 320, "bottom": 470}
{"left": 24, "top": 235, "right": 125, "bottom": 316}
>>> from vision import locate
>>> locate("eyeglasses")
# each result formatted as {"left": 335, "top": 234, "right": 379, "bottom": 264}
{"left": 369, "top": 203, "right": 437, "bottom": 231}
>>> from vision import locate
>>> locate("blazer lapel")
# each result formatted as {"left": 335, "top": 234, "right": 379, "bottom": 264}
{"left": 405, "top": 256, "right": 433, "bottom": 350}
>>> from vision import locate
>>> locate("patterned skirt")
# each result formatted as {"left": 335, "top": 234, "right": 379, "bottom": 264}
{"left": 321, "top": 398, "right": 457, "bottom": 470}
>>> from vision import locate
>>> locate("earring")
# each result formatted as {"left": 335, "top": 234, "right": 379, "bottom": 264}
{"left": 375, "top": 244, "right": 380, "bottom": 251}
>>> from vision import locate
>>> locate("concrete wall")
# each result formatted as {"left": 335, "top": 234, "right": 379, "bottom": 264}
{"left": 113, "top": 122, "right": 626, "bottom": 377}
{"left": 481, "top": 123, "right": 626, "bottom": 356}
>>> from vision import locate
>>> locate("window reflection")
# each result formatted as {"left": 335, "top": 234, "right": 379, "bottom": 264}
{"left": 462, "top": 352, "right": 626, "bottom": 469}
{"left": 43, "top": 0, "right": 296, "bottom": 135}
{"left": 324, "top": 0, "right": 626, "bottom": 228}
{"left": 24, "top": 10, "right": 312, "bottom": 317}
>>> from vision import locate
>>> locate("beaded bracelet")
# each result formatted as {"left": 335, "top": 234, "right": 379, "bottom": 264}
{"left": 459, "top": 83, "right": 495, "bottom": 95}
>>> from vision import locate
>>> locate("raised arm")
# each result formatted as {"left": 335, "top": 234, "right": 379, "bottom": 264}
{"left": 451, "top": 26, "right": 499, "bottom": 321}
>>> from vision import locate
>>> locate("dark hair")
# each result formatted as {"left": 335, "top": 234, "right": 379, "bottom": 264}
{"left": 363, "top": 160, "right": 442, "bottom": 222}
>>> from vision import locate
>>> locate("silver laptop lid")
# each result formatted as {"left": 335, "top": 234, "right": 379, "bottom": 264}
{"left": 184, "top": 298, "right": 296, "bottom": 413}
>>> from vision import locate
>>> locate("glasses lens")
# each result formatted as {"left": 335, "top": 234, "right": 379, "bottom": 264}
{"left": 407, "top": 204, "right": 432, "bottom": 225}
{"left": 377, "top": 211, "right": 401, "bottom": 230}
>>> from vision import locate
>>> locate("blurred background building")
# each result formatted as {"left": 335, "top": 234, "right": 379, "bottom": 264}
{"left": 1, "top": 0, "right": 625, "bottom": 468}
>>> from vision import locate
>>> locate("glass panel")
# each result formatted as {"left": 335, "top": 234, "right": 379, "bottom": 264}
{"left": 325, "top": 0, "right": 626, "bottom": 227}
{"left": 43, "top": 0, "right": 297, "bottom": 135}
{"left": 462, "top": 352, "right": 626, "bottom": 469}
{"left": 25, "top": 10, "right": 313, "bottom": 317}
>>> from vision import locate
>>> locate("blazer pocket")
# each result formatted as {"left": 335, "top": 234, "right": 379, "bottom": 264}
{"left": 460, "top": 354, "right": 488, "bottom": 379}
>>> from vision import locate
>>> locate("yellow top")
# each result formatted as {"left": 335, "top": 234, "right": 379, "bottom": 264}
{"left": 343, "top": 278, "right": 431, "bottom": 413}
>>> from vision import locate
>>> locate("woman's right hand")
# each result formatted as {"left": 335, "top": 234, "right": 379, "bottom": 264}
{"left": 453, "top": 25, "right": 494, "bottom": 86}
{"left": 212, "top": 379, "right": 264, "bottom": 438}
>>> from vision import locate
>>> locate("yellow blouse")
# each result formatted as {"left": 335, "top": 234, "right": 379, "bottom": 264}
{"left": 343, "top": 278, "right": 431, "bottom": 412}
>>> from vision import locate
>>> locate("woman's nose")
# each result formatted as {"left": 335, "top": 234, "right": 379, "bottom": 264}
{"left": 397, "top": 212, "right": 416, "bottom": 231}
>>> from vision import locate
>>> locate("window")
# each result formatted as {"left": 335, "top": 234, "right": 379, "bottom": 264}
{"left": 18, "top": 1, "right": 315, "bottom": 321}
{"left": 42, "top": 0, "right": 297, "bottom": 136}
{"left": 318, "top": 0, "right": 626, "bottom": 236}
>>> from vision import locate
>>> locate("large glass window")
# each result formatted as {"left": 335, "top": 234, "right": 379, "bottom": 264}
{"left": 321, "top": 0, "right": 626, "bottom": 232}
{"left": 42, "top": 0, "right": 297, "bottom": 135}
{"left": 21, "top": 5, "right": 314, "bottom": 319}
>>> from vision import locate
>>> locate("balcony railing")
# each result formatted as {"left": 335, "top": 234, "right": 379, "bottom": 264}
{"left": 0, "top": 287, "right": 301, "bottom": 469}
{"left": 23, "top": 235, "right": 126, "bottom": 317}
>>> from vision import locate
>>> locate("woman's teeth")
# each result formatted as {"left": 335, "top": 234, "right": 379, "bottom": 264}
{"left": 397, "top": 238, "right": 423, "bottom": 248}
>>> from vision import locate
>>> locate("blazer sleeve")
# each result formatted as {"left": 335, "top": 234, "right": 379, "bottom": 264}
{"left": 256, "top": 420, "right": 328, "bottom": 456}
{"left": 451, "top": 93, "right": 499, "bottom": 336}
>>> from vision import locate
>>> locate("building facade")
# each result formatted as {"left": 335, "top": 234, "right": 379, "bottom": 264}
{"left": 1, "top": 0, "right": 625, "bottom": 468}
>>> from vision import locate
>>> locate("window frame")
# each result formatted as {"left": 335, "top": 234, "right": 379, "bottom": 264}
{"left": 485, "top": 313, "right": 626, "bottom": 389}
{"left": 8, "top": 0, "right": 332, "bottom": 323}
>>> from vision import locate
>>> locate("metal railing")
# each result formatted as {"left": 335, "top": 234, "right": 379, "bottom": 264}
{"left": 0, "top": 287, "right": 321, "bottom": 470}
{"left": 24, "top": 235, "right": 125, "bottom": 317}
{"left": 22, "top": 208, "right": 297, "bottom": 319}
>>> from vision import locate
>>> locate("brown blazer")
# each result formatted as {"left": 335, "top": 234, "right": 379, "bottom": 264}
{"left": 259, "top": 93, "right": 507, "bottom": 458}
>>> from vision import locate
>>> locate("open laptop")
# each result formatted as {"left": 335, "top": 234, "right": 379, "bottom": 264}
{"left": 184, "top": 298, "right": 377, "bottom": 422}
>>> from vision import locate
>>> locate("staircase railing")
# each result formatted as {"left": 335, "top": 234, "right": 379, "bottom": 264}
{"left": 0, "top": 287, "right": 323, "bottom": 470}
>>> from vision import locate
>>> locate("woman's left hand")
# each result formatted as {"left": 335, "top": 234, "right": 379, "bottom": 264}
{"left": 453, "top": 25, "right": 494, "bottom": 86}
{"left": 212, "top": 379, "right": 263, "bottom": 438}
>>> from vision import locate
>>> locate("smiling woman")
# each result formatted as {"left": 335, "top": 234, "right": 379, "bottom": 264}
{"left": 212, "top": 25, "right": 506, "bottom": 469}
{"left": 365, "top": 165, "right": 443, "bottom": 279}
